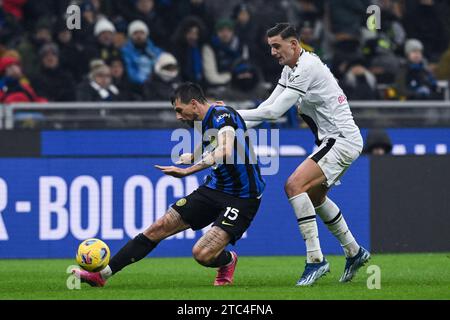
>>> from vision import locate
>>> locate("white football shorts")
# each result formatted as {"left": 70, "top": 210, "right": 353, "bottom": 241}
{"left": 308, "top": 134, "right": 363, "bottom": 187}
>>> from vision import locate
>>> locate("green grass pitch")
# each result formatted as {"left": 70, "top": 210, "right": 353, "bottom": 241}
{"left": 0, "top": 253, "right": 449, "bottom": 300}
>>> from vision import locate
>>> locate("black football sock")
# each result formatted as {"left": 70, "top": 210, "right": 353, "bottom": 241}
{"left": 205, "top": 250, "right": 233, "bottom": 268}
{"left": 108, "top": 233, "right": 158, "bottom": 274}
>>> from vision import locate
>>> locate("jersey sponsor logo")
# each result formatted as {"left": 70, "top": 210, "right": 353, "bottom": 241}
{"left": 338, "top": 95, "right": 347, "bottom": 104}
{"left": 216, "top": 113, "right": 231, "bottom": 123}
{"left": 176, "top": 198, "right": 187, "bottom": 206}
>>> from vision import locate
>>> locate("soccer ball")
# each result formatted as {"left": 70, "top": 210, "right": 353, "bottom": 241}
{"left": 76, "top": 238, "right": 110, "bottom": 272}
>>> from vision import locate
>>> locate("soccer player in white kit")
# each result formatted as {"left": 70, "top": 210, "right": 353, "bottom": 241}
{"left": 237, "top": 23, "right": 370, "bottom": 286}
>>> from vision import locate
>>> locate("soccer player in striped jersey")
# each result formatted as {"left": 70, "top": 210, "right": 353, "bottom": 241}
{"left": 73, "top": 82, "right": 265, "bottom": 287}
{"left": 237, "top": 23, "right": 370, "bottom": 286}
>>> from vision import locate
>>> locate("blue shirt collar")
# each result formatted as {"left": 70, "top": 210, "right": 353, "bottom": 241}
{"left": 202, "top": 105, "right": 216, "bottom": 126}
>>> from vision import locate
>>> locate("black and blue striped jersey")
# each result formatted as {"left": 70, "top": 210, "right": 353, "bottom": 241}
{"left": 201, "top": 105, "right": 265, "bottom": 199}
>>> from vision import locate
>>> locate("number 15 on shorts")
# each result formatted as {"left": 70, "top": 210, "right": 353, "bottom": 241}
{"left": 224, "top": 207, "right": 239, "bottom": 220}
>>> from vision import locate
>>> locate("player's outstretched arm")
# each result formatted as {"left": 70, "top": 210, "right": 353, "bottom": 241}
{"left": 176, "top": 141, "right": 204, "bottom": 165}
{"left": 155, "top": 127, "right": 235, "bottom": 178}
{"left": 238, "top": 88, "right": 300, "bottom": 121}
{"left": 184, "top": 127, "right": 235, "bottom": 175}
{"left": 238, "top": 85, "right": 285, "bottom": 128}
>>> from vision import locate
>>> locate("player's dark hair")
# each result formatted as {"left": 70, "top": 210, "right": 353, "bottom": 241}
{"left": 171, "top": 82, "right": 208, "bottom": 105}
{"left": 266, "top": 23, "right": 299, "bottom": 40}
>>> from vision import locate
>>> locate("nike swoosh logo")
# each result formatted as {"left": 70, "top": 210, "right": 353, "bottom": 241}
{"left": 221, "top": 221, "right": 234, "bottom": 227}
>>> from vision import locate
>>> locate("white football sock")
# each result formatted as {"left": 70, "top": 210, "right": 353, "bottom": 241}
{"left": 100, "top": 265, "right": 112, "bottom": 280}
{"left": 315, "top": 197, "right": 360, "bottom": 258}
{"left": 289, "top": 193, "right": 323, "bottom": 263}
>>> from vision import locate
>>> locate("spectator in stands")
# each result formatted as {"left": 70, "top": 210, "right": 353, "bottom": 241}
{"left": 403, "top": 0, "right": 449, "bottom": 63}
{"left": 377, "top": 0, "right": 406, "bottom": 56}
{"left": 2, "top": 0, "right": 27, "bottom": 22}
{"left": 76, "top": 60, "right": 120, "bottom": 102}
{"left": 364, "top": 129, "right": 393, "bottom": 156}
{"left": 341, "top": 57, "right": 378, "bottom": 100}
{"left": 0, "top": 0, "right": 22, "bottom": 47}
{"left": 175, "top": 0, "right": 214, "bottom": 37}
{"left": 332, "top": 49, "right": 364, "bottom": 82}
{"left": 329, "top": 0, "right": 370, "bottom": 78}
{"left": 144, "top": 52, "right": 181, "bottom": 101}
{"left": 328, "top": 0, "right": 369, "bottom": 38}
{"left": 130, "top": 0, "right": 169, "bottom": 49}
{"left": 121, "top": 20, "right": 163, "bottom": 88}
{"left": 363, "top": 33, "right": 401, "bottom": 85}
{"left": 84, "top": 18, "right": 122, "bottom": 63}
{"left": 90, "top": 0, "right": 111, "bottom": 15}
{"left": 207, "top": 0, "right": 287, "bottom": 27}
{"left": 0, "top": 48, "right": 21, "bottom": 60}
{"left": 31, "top": 43, "right": 76, "bottom": 102}
{"left": 73, "top": 0, "right": 99, "bottom": 44}
{"left": 436, "top": 44, "right": 450, "bottom": 81}
{"left": 299, "top": 21, "right": 323, "bottom": 57}
{"left": 0, "top": 55, "right": 47, "bottom": 103}
{"left": 108, "top": 56, "right": 139, "bottom": 101}
{"left": 203, "top": 19, "right": 247, "bottom": 88}
{"left": 17, "top": 17, "right": 53, "bottom": 79}
{"left": 21, "top": 0, "right": 72, "bottom": 30}
{"left": 396, "top": 39, "right": 440, "bottom": 100}
{"left": 360, "top": 1, "right": 403, "bottom": 85}
{"left": 288, "top": 0, "right": 324, "bottom": 55}
{"left": 252, "top": 30, "right": 282, "bottom": 86}
{"left": 225, "top": 59, "right": 268, "bottom": 101}
{"left": 232, "top": 3, "right": 259, "bottom": 56}
{"left": 288, "top": 0, "right": 325, "bottom": 24}
{"left": 101, "top": 2, "right": 128, "bottom": 51}
{"left": 171, "top": 16, "right": 207, "bottom": 84}
{"left": 54, "top": 19, "right": 87, "bottom": 82}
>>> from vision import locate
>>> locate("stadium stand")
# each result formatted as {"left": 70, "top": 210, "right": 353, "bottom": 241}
{"left": 0, "top": 0, "right": 449, "bottom": 129}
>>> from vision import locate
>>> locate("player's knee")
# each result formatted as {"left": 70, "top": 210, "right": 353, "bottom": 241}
{"left": 284, "top": 177, "right": 310, "bottom": 198}
{"left": 192, "top": 246, "right": 215, "bottom": 266}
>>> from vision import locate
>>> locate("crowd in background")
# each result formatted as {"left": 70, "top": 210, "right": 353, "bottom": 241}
{"left": 1, "top": 0, "right": 450, "bottom": 105}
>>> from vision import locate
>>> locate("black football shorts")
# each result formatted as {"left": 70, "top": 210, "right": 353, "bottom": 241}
{"left": 171, "top": 186, "right": 261, "bottom": 245}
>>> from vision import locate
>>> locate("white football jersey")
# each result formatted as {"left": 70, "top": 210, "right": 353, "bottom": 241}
{"left": 279, "top": 50, "right": 361, "bottom": 145}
